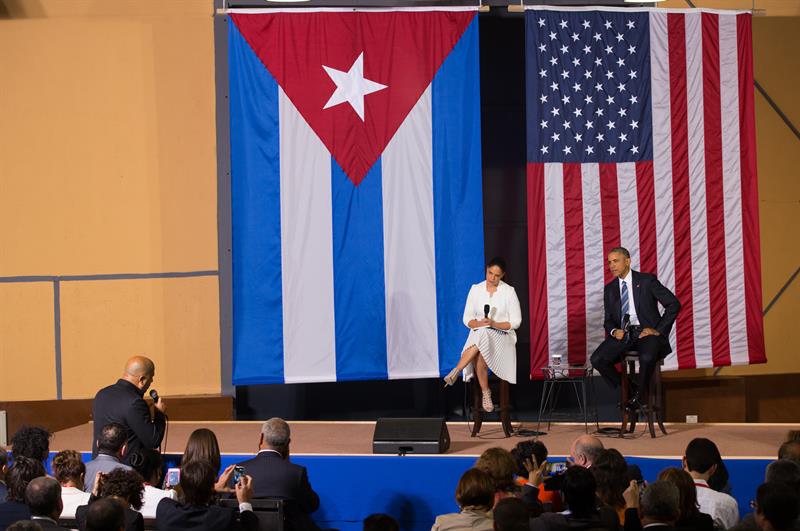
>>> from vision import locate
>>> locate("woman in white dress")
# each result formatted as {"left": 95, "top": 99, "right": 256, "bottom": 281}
{"left": 443, "top": 257, "right": 522, "bottom": 412}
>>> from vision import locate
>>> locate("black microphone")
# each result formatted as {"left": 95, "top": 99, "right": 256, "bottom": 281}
{"left": 621, "top": 313, "right": 630, "bottom": 331}
{"left": 149, "top": 389, "right": 159, "bottom": 403}
{"left": 483, "top": 304, "right": 490, "bottom": 319}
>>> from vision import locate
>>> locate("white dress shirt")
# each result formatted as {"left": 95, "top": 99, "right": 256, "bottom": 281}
{"left": 138, "top": 484, "right": 177, "bottom": 519}
{"left": 618, "top": 270, "right": 640, "bottom": 326}
{"left": 60, "top": 485, "right": 91, "bottom": 518}
{"left": 694, "top": 479, "right": 739, "bottom": 529}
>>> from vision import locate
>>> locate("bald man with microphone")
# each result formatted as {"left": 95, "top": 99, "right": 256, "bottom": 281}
{"left": 92, "top": 356, "right": 167, "bottom": 463}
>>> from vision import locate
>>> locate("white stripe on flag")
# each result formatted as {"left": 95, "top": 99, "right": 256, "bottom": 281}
{"left": 382, "top": 86, "right": 440, "bottom": 379}
{"left": 617, "top": 162, "right": 641, "bottom": 270}
{"left": 279, "top": 88, "right": 338, "bottom": 383}
{"left": 582, "top": 164, "right": 606, "bottom": 355}
{"left": 544, "top": 163, "right": 568, "bottom": 362}
{"left": 719, "top": 14, "right": 749, "bottom": 365}
{"left": 649, "top": 11, "right": 678, "bottom": 370}
{"left": 685, "top": 12, "right": 713, "bottom": 368}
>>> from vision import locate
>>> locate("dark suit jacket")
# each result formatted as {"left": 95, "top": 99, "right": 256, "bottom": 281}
{"left": 603, "top": 270, "right": 681, "bottom": 349}
{"left": 75, "top": 501, "right": 145, "bottom": 531}
{"left": 30, "top": 517, "right": 70, "bottom": 529}
{"left": 235, "top": 451, "right": 320, "bottom": 531}
{"left": 155, "top": 498, "right": 259, "bottom": 531}
{"left": 91, "top": 379, "right": 166, "bottom": 462}
{"left": 0, "top": 481, "right": 7, "bottom": 503}
{"left": 0, "top": 500, "right": 32, "bottom": 530}
{"left": 531, "top": 507, "right": 619, "bottom": 531}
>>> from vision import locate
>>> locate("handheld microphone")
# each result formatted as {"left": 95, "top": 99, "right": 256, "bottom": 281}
{"left": 621, "top": 313, "right": 630, "bottom": 331}
{"left": 149, "top": 389, "right": 159, "bottom": 403}
{"left": 483, "top": 304, "right": 490, "bottom": 319}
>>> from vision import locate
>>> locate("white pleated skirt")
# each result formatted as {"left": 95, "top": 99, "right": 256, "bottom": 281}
{"left": 461, "top": 327, "right": 517, "bottom": 384}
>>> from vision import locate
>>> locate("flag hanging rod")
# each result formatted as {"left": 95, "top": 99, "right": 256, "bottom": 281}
{"left": 222, "top": 0, "right": 640, "bottom": 10}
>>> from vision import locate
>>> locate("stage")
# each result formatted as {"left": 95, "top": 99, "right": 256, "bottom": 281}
{"left": 49, "top": 420, "right": 794, "bottom": 531}
{"left": 51, "top": 420, "right": 793, "bottom": 457}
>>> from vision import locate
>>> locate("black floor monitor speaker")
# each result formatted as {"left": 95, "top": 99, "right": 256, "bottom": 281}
{"left": 372, "top": 417, "right": 450, "bottom": 454}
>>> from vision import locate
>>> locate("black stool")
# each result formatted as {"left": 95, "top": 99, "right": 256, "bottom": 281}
{"left": 619, "top": 352, "right": 667, "bottom": 438}
{"left": 470, "top": 376, "right": 512, "bottom": 437}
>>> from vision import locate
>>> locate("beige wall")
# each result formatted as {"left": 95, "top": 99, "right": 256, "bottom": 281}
{"left": 0, "top": 0, "right": 221, "bottom": 400}
{"left": 0, "top": 1, "right": 798, "bottom": 401}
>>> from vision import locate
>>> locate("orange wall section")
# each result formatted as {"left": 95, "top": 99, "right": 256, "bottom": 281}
{"left": 0, "top": 283, "right": 57, "bottom": 401}
{"left": 59, "top": 277, "right": 221, "bottom": 399}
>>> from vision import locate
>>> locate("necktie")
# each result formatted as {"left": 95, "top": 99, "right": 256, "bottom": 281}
{"left": 621, "top": 280, "right": 629, "bottom": 316}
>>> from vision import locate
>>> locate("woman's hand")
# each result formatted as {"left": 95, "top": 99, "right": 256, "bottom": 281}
{"left": 215, "top": 464, "right": 236, "bottom": 493}
{"left": 623, "top": 480, "right": 640, "bottom": 509}
{"left": 524, "top": 457, "right": 548, "bottom": 488}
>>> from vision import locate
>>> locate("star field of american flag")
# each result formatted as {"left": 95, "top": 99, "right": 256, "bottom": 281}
{"left": 527, "top": 10, "right": 653, "bottom": 163}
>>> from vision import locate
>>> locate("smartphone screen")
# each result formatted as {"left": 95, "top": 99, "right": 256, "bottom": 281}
{"left": 166, "top": 468, "right": 180, "bottom": 487}
{"left": 547, "top": 461, "right": 568, "bottom": 476}
{"left": 233, "top": 465, "right": 245, "bottom": 485}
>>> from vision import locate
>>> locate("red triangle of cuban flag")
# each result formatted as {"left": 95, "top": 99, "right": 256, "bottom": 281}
{"left": 231, "top": 10, "right": 475, "bottom": 186}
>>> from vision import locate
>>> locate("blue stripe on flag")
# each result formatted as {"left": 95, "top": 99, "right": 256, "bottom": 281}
{"left": 432, "top": 17, "right": 485, "bottom": 375}
{"left": 331, "top": 160, "right": 389, "bottom": 381}
{"left": 229, "top": 20, "right": 285, "bottom": 384}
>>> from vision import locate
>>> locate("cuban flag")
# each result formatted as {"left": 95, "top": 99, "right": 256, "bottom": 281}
{"left": 229, "top": 8, "right": 484, "bottom": 384}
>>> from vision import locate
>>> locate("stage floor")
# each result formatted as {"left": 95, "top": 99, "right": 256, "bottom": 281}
{"left": 51, "top": 420, "right": 797, "bottom": 458}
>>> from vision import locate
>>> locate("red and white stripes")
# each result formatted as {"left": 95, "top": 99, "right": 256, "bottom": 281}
{"left": 527, "top": 10, "right": 765, "bottom": 377}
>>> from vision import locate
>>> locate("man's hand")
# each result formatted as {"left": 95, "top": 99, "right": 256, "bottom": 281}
{"left": 215, "top": 464, "right": 236, "bottom": 493}
{"left": 623, "top": 479, "right": 640, "bottom": 509}
{"left": 154, "top": 398, "right": 167, "bottom": 414}
{"left": 93, "top": 472, "right": 104, "bottom": 497}
{"left": 639, "top": 327, "right": 660, "bottom": 338}
{"left": 235, "top": 475, "right": 254, "bottom": 504}
{"left": 613, "top": 329, "right": 625, "bottom": 340}
{"left": 524, "top": 457, "right": 547, "bottom": 488}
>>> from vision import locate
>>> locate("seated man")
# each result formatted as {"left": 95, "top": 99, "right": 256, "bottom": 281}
{"left": 10, "top": 427, "right": 51, "bottom": 465}
{"left": 730, "top": 460, "right": 800, "bottom": 531}
{"left": 85, "top": 497, "right": 126, "bottom": 531}
{"left": 531, "top": 466, "right": 618, "bottom": 531}
{"left": 640, "top": 480, "right": 680, "bottom": 530}
{"left": 569, "top": 435, "right": 604, "bottom": 468}
{"left": 234, "top": 418, "right": 320, "bottom": 531}
{"left": 779, "top": 440, "right": 800, "bottom": 465}
{"left": 683, "top": 438, "right": 739, "bottom": 530}
{"left": 156, "top": 460, "right": 257, "bottom": 531}
{"left": 25, "top": 477, "right": 69, "bottom": 530}
{"left": 83, "top": 423, "right": 132, "bottom": 493}
{"left": 590, "top": 247, "right": 680, "bottom": 411}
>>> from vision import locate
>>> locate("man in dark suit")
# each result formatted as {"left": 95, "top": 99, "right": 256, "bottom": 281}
{"left": 92, "top": 356, "right": 166, "bottom": 463}
{"left": 234, "top": 418, "right": 321, "bottom": 531}
{"left": 590, "top": 247, "right": 681, "bottom": 411}
{"left": 156, "top": 460, "right": 258, "bottom": 531}
{"left": 25, "top": 477, "right": 69, "bottom": 530}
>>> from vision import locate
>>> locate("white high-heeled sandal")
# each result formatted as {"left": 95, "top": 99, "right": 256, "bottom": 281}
{"left": 443, "top": 367, "right": 460, "bottom": 387}
{"left": 482, "top": 389, "right": 494, "bottom": 412}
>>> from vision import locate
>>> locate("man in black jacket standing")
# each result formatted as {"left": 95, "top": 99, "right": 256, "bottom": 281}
{"left": 235, "top": 418, "right": 320, "bottom": 531}
{"left": 590, "top": 247, "right": 681, "bottom": 411}
{"left": 92, "top": 356, "right": 166, "bottom": 462}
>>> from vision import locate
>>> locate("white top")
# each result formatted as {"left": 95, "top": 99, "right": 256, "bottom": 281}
{"left": 138, "top": 485, "right": 177, "bottom": 519}
{"left": 60, "top": 485, "right": 91, "bottom": 519}
{"left": 462, "top": 281, "right": 522, "bottom": 344}
{"left": 694, "top": 479, "right": 739, "bottom": 529}
{"left": 618, "top": 270, "right": 640, "bottom": 326}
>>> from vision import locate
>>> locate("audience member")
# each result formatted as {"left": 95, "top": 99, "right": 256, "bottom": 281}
{"left": 709, "top": 459, "right": 733, "bottom": 495}
{"left": 510, "top": 439, "right": 560, "bottom": 512}
{"left": 0, "top": 457, "right": 47, "bottom": 529}
{"left": 85, "top": 497, "right": 125, "bottom": 531}
{"left": 641, "top": 480, "right": 681, "bottom": 529}
{"left": 52, "top": 450, "right": 91, "bottom": 519}
{"left": 730, "top": 460, "right": 800, "bottom": 531}
{"left": 432, "top": 468, "right": 494, "bottom": 531}
{"left": 779, "top": 441, "right": 800, "bottom": 465}
{"left": 683, "top": 438, "right": 739, "bottom": 529}
{"left": 753, "top": 482, "right": 800, "bottom": 531}
{"left": 92, "top": 356, "right": 166, "bottom": 463}
{"left": 475, "top": 448, "right": 519, "bottom": 503}
{"left": 1, "top": 445, "right": 8, "bottom": 503}
{"left": 658, "top": 467, "right": 714, "bottom": 531}
{"left": 6, "top": 522, "right": 44, "bottom": 531}
{"left": 530, "top": 466, "right": 618, "bottom": 531}
{"left": 10, "top": 427, "right": 51, "bottom": 464}
{"left": 493, "top": 497, "right": 529, "bottom": 531}
{"left": 128, "top": 449, "right": 176, "bottom": 518}
{"left": 76, "top": 468, "right": 145, "bottom": 531}
{"left": 569, "top": 435, "right": 604, "bottom": 468}
{"left": 182, "top": 428, "right": 222, "bottom": 472}
{"left": 155, "top": 460, "right": 258, "bottom": 531}
{"left": 787, "top": 432, "right": 800, "bottom": 443}
{"left": 363, "top": 513, "right": 399, "bottom": 531}
{"left": 593, "top": 449, "right": 629, "bottom": 523}
{"left": 84, "top": 423, "right": 133, "bottom": 493}
{"left": 234, "top": 418, "right": 321, "bottom": 530}
{"left": 25, "top": 477, "right": 68, "bottom": 529}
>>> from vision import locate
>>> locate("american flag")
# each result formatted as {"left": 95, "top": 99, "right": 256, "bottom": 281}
{"left": 525, "top": 7, "right": 766, "bottom": 376}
